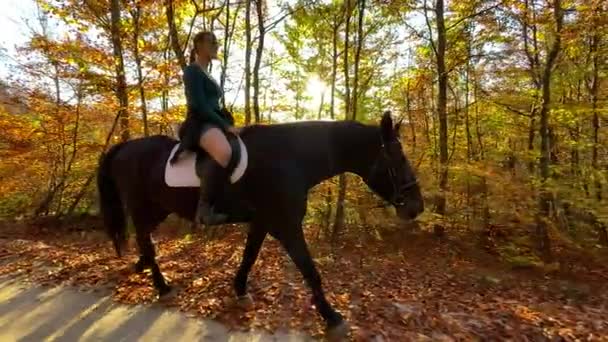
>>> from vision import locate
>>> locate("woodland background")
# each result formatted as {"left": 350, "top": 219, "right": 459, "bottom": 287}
{"left": 0, "top": 0, "right": 607, "bottom": 291}
{"left": 0, "top": 0, "right": 607, "bottom": 339}
{"left": 1, "top": 0, "right": 606, "bottom": 261}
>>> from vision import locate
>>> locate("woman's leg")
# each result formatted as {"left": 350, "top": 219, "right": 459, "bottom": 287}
{"left": 195, "top": 126, "right": 232, "bottom": 225}
{"left": 199, "top": 127, "right": 232, "bottom": 167}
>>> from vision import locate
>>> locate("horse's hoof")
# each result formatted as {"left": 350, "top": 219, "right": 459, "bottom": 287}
{"left": 158, "top": 285, "right": 173, "bottom": 298}
{"left": 236, "top": 293, "right": 254, "bottom": 309}
{"left": 133, "top": 261, "right": 145, "bottom": 273}
{"left": 326, "top": 321, "right": 349, "bottom": 341}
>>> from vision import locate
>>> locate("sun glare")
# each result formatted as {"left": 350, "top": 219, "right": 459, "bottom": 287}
{"left": 305, "top": 74, "right": 329, "bottom": 110}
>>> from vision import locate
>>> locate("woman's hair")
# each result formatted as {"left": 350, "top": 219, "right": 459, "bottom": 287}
{"left": 189, "top": 31, "right": 215, "bottom": 64}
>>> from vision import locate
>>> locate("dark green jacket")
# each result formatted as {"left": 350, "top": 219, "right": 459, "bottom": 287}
{"left": 182, "top": 63, "right": 231, "bottom": 129}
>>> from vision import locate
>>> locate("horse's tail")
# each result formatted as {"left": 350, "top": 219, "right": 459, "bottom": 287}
{"left": 97, "top": 142, "right": 127, "bottom": 258}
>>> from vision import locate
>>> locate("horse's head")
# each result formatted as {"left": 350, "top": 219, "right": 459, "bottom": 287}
{"left": 364, "top": 111, "right": 424, "bottom": 221}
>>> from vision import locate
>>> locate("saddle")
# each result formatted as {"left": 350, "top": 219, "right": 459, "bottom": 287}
{"left": 165, "top": 133, "right": 248, "bottom": 187}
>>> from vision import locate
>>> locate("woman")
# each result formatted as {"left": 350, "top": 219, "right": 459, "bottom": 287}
{"left": 179, "top": 31, "right": 238, "bottom": 225}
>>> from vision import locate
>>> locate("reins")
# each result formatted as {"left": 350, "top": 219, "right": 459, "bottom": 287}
{"left": 369, "top": 136, "right": 419, "bottom": 206}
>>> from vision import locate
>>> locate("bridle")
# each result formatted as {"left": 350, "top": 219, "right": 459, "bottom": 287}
{"left": 369, "top": 137, "right": 419, "bottom": 207}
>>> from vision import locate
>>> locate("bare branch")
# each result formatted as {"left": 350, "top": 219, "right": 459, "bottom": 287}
{"left": 423, "top": 0, "right": 438, "bottom": 58}
{"left": 262, "top": 0, "right": 317, "bottom": 34}
{"left": 446, "top": 3, "right": 502, "bottom": 31}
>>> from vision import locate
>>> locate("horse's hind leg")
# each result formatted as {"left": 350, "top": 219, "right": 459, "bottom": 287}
{"left": 272, "top": 223, "right": 346, "bottom": 338}
{"left": 234, "top": 222, "right": 267, "bottom": 303}
{"left": 131, "top": 207, "right": 171, "bottom": 296}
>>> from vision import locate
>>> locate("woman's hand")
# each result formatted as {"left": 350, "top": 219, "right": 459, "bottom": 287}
{"left": 227, "top": 126, "right": 240, "bottom": 135}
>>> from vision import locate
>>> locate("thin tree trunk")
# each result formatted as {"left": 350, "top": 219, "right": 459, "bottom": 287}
{"left": 67, "top": 107, "right": 124, "bottom": 215}
{"left": 222, "top": 2, "right": 242, "bottom": 109}
{"left": 330, "top": 15, "right": 338, "bottom": 120}
{"left": 464, "top": 24, "right": 473, "bottom": 226}
{"left": 317, "top": 91, "right": 325, "bottom": 120}
{"left": 589, "top": 28, "right": 602, "bottom": 201}
{"left": 162, "top": 46, "right": 170, "bottom": 135}
{"left": 332, "top": 175, "right": 347, "bottom": 243}
{"left": 221, "top": 0, "right": 230, "bottom": 104}
{"left": 405, "top": 77, "right": 416, "bottom": 153}
{"left": 435, "top": 0, "right": 449, "bottom": 218}
{"left": 131, "top": 2, "right": 149, "bottom": 136}
{"left": 244, "top": 0, "right": 252, "bottom": 124}
{"left": 165, "top": 0, "right": 187, "bottom": 70}
{"left": 56, "top": 82, "right": 82, "bottom": 215}
{"left": 536, "top": 0, "right": 563, "bottom": 261}
{"left": 324, "top": 14, "right": 339, "bottom": 236}
{"left": 528, "top": 112, "right": 536, "bottom": 172}
{"left": 110, "top": 0, "right": 129, "bottom": 143}
{"left": 523, "top": 0, "right": 541, "bottom": 173}
{"left": 35, "top": 11, "right": 63, "bottom": 216}
{"left": 464, "top": 24, "right": 473, "bottom": 161}
{"left": 332, "top": 1, "right": 353, "bottom": 242}
{"left": 252, "top": 0, "right": 265, "bottom": 123}
{"left": 351, "top": 0, "right": 365, "bottom": 121}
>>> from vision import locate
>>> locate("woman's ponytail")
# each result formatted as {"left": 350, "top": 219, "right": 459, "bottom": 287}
{"left": 189, "top": 47, "right": 196, "bottom": 64}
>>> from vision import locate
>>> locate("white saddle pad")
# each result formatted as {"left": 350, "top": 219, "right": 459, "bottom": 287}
{"left": 164, "top": 137, "right": 248, "bottom": 187}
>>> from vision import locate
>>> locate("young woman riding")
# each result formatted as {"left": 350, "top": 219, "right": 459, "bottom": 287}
{"left": 179, "top": 31, "right": 238, "bottom": 225}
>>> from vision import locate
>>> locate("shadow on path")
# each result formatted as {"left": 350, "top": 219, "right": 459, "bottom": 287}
{"left": 0, "top": 276, "right": 315, "bottom": 341}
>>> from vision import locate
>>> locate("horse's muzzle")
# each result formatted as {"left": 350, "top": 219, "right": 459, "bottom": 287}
{"left": 396, "top": 199, "right": 424, "bottom": 221}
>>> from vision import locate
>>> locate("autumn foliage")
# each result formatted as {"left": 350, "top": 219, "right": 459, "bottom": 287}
{"left": 0, "top": 0, "right": 607, "bottom": 339}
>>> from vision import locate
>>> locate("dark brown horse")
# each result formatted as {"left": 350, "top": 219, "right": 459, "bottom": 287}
{"left": 96, "top": 111, "right": 424, "bottom": 339}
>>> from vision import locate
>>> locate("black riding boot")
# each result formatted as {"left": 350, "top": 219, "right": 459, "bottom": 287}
{"left": 195, "top": 155, "right": 229, "bottom": 225}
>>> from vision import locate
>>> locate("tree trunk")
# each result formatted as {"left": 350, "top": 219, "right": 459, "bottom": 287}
{"left": 332, "top": 1, "right": 353, "bottom": 242}
{"left": 332, "top": 174, "right": 347, "bottom": 243}
{"left": 536, "top": 0, "right": 563, "bottom": 262}
{"left": 165, "top": 0, "right": 187, "bottom": 70}
{"left": 435, "top": 0, "right": 448, "bottom": 217}
{"left": 317, "top": 91, "right": 325, "bottom": 120}
{"left": 464, "top": 24, "right": 473, "bottom": 162}
{"left": 162, "top": 46, "right": 170, "bottom": 135}
{"left": 131, "top": 2, "right": 149, "bottom": 136}
{"left": 324, "top": 13, "right": 339, "bottom": 237}
{"left": 330, "top": 15, "right": 338, "bottom": 120}
{"left": 342, "top": 1, "right": 352, "bottom": 120}
{"left": 528, "top": 111, "right": 536, "bottom": 172}
{"left": 220, "top": 0, "right": 230, "bottom": 107}
{"left": 110, "top": 0, "right": 129, "bottom": 143}
{"left": 405, "top": 77, "right": 416, "bottom": 153}
{"left": 351, "top": 0, "right": 365, "bottom": 121}
{"left": 252, "top": 0, "right": 265, "bottom": 123}
{"left": 523, "top": 0, "right": 541, "bottom": 173}
{"left": 244, "top": 0, "right": 252, "bottom": 124}
{"left": 220, "top": 0, "right": 239, "bottom": 107}
{"left": 589, "top": 28, "right": 602, "bottom": 201}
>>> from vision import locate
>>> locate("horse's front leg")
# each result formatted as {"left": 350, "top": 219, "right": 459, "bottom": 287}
{"left": 274, "top": 226, "right": 347, "bottom": 340}
{"left": 133, "top": 256, "right": 146, "bottom": 273}
{"left": 234, "top": 224, "right": 267, "bottom": 306}
{"left": 135, "top": 229, "right": 171, "bottom": 296}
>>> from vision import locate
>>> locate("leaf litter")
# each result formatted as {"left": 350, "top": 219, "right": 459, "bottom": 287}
{"left": 0, "top": 222, "right": 607, "bottom": 341}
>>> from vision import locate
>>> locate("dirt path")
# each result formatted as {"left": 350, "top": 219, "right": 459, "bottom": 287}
{"left": 0, "top": 275, "right": 314, "bottom": 341}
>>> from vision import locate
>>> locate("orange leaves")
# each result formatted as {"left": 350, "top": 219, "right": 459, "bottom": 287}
{"left": 1, "top": 221, "right": 608, "bottom": 340}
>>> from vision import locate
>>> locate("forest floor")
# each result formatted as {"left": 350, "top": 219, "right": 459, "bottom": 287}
{"left": 0, "top": 217, "right": 607, "bottom": 341}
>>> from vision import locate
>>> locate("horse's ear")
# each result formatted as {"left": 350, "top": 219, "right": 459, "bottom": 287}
{"left": 381, "top": 111, "right": 394, "bottom": 141}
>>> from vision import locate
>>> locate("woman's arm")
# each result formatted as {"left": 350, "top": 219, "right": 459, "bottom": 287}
{"left": 183, "top": 65, "right": 230, "bottom": 129}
